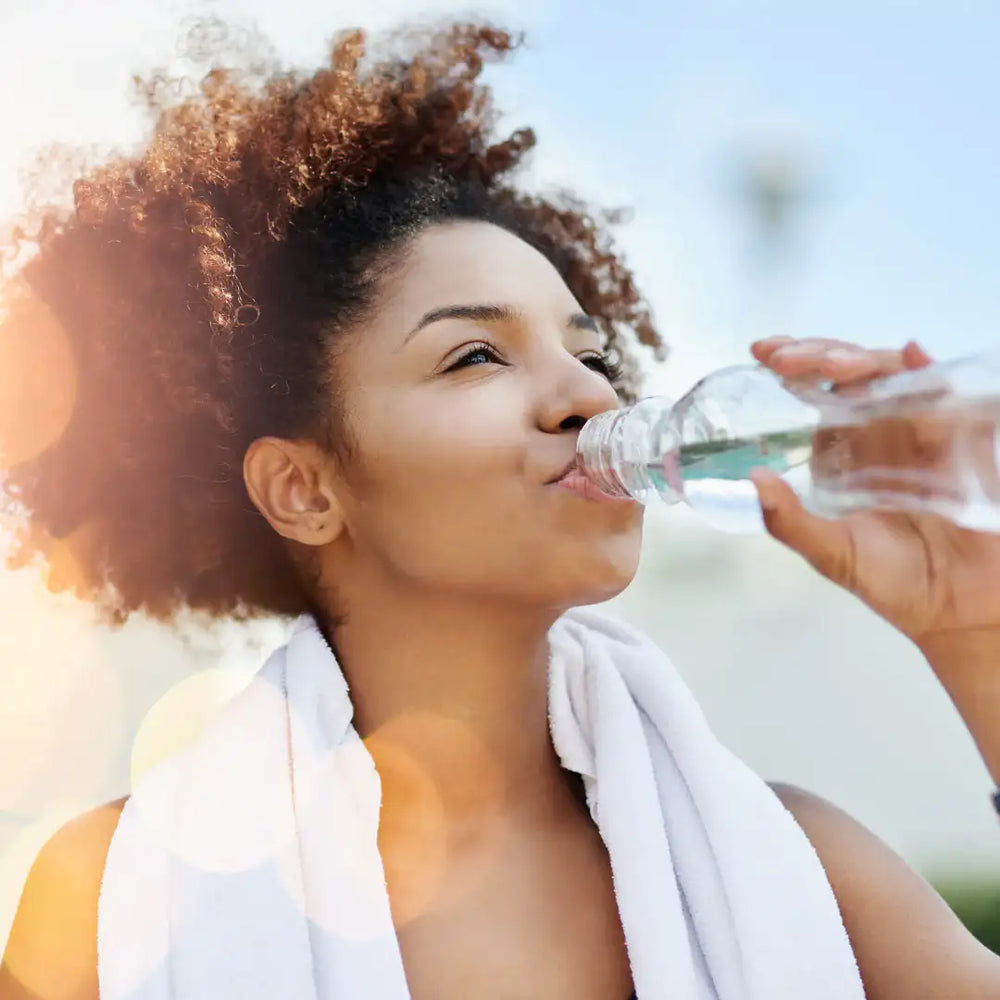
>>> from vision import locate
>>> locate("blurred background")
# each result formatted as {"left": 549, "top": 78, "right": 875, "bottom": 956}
{"left": 2, "top": 0, "right": 999, "bottom": 955}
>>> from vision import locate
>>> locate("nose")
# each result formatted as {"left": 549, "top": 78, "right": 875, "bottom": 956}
{"left": 536, "top": 352, "right": 622, "bottom": 435}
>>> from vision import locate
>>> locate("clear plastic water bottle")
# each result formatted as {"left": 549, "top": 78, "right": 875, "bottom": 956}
{"left": 575, "top": 350, "right": 1000, "bottom": 533}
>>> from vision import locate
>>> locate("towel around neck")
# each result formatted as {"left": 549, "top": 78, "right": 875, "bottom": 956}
{"left": 97, "top": 607, "right": 865, "bottom": 1000}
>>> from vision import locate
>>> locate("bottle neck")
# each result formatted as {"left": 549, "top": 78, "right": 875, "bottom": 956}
{"left": 575, "top": 409, "right": 634, "bottom": 498}
{"left": 575, "top": 398, "right": 682, "bottom": 505}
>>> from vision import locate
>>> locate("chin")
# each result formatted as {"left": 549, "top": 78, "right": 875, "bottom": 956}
{"left": 552, "top": 541, "right": 642, "bottom": 609}
{"left": 576, "top": 571, "right": 637, "bottom": 607}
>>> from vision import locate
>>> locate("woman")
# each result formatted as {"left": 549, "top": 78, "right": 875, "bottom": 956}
{"left": 1, "top": 19, "right": 999, "bottom": 1000}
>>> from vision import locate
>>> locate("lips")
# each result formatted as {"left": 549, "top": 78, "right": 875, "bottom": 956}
{"left": 544, "top": 455, "right": 636, "bottom": 504}
{"left": 547, "top": 458, "right": 579, "bottom": 485}
{"left": 549, "top": 465, "right": 636, "bottom": 504}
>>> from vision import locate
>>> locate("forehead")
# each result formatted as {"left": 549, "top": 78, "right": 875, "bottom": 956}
{"left": 375, "top": 220, "right": 575, "bottom": 326}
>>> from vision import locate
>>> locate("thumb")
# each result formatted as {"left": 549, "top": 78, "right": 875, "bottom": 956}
{"left": 750, "top": 468, "right": 855, "bottom": 586}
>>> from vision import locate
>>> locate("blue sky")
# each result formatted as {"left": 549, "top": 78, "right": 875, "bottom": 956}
{"left": 486, "top": 0, "right": 1000, "bottom": 392}
{"left": 1, "top": 0, "right": 997, "bottom": 396}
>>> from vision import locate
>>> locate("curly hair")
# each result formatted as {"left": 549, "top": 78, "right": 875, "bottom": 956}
{"left": 0, "top": 19, "right": 664, "bottom": 628}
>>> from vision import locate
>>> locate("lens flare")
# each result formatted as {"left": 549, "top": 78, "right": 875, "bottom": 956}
{"left": 0, "top": 290, "right": 77, "bottom": 467}
{"left": 129, "top": 665, "right": 255, "bottom": 788}
{"left": 0, "top": 801, "right": 108, "bottom": 991}
{"left": 279, "top": 709, "right": 509, "bottom": 933}
{"left": 128, "top": 668, "right": 298, "bottom": 876}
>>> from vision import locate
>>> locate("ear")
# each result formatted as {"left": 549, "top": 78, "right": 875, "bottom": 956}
{"left": 242, "top": 436, "right": 345, "bottom": 547}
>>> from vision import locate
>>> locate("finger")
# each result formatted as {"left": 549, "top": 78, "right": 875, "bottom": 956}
{"left": 765, "top": 342, "right": 911, "bottom": 385}
{"left": 750, "top": 467, "right": 855, "bottom": 586}
{"left": 754, "top": 336, "right": 865, "bottom": 361}
{"left": 902, "top": 340, "right": 934, "bottom": 369}
{"left": 750, "top": 337, "right": 797, "bottom": 363}
{"left": 752, "top": 337, "right": 872, "bottom": 370}
{"left": 754, "top": 337, "right": 934, "bottom": 372}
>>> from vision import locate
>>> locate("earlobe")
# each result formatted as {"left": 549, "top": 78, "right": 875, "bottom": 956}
{"left": 242, "top": 436, "right": 345, "bottom": 546}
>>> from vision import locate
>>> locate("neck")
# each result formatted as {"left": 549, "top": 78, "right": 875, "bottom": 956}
{"left": 320, "top": 585, "right": 583, "bottom": 833}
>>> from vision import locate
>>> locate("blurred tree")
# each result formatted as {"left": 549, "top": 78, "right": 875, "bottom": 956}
{"left": 727, "top": 137, "right": 823, "bottom": 343}
{"left": 937, "top": 880, "right": 1000, "bottom": 956}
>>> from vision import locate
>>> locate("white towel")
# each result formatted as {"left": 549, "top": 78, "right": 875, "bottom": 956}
{"left": 98, "top": 607, "right": 865, "bottom": 1000}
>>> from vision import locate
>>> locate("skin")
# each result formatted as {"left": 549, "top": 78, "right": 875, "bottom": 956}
{"left": 3, "top": 222, "right": 1000, "bottom": 999}
{"left": 242, "top": 220, "right": 642, "bottom": 999}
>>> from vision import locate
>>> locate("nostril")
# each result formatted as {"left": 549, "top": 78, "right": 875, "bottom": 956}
{"left": 560, "top": 415, "right": 586, "bottom": 431}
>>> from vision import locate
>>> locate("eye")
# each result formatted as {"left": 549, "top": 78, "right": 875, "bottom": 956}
{"left": 579, "top": 351, "right": 625, "bottom": 384}
{"left": 443, "top": 342, "right": 625, "bottom": 383}
{"left": 444, "top": 341, "right": 505, "bottom": 372}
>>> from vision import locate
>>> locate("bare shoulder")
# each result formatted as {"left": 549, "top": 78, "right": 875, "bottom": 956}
{"left": 0, "top": 797, "right": 129, "bottom": 1000}
{"left": 769, "top": 781, "right": 1000, "bottom": 1000}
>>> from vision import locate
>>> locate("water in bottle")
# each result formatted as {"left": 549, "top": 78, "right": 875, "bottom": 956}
{"left": 575, "top": 351, "right": 1000, "bottom": 533}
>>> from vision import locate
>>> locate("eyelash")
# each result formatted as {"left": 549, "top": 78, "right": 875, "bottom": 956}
{"left": 446, "top": 340, "right": 625, "bottom": 384}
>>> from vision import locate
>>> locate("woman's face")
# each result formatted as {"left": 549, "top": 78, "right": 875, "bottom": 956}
{"left": 330, "top": 220, "right": 644, "bottom": 611}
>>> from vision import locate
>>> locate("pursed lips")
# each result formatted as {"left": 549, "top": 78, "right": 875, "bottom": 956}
{"left": 547, "top": 457, "right": 580, "bottom": 485}
{"left": 546, "top": 458, "right": 637, "bottom": 505}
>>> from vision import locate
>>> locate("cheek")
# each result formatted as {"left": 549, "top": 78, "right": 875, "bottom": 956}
{"left": 361, "top": 465, "right": 526, "bottom": 576}
{"left": 359, "top": 467, "right": 644, "bottom": 605}
{"left": 344, "top": 393, "right": 644, "bottom": 600}
{"left": 354, "top": 387, "right": 524, "bottom": 487}
{"left": 345, "top": 403, "right": 527, "bottom": 565}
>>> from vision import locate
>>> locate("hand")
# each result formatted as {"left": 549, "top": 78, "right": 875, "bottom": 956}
{"left": 749, "top": 336, "right": 1000, "bottom": 646}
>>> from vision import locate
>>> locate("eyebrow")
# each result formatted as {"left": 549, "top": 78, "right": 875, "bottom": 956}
{"left": 403, "top": 303, "right": 600, "bottom": 345}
